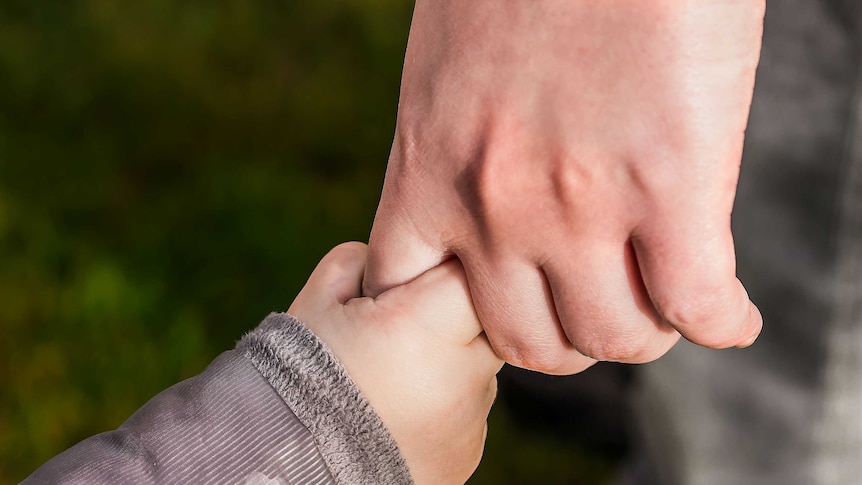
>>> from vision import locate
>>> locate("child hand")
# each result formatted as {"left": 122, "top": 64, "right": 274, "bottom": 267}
{"left": 288, "top": 242, "right": 503, "bottom": 484}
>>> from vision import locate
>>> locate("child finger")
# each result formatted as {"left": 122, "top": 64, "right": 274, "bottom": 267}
{"left": 291, "top": 242, "right": 368, "bottom": 313}
{"left": 378, "top": 258, "right": 485, "bottom": 345}
{"left": 469, "top": 332, "right": 505, "bottom": 375}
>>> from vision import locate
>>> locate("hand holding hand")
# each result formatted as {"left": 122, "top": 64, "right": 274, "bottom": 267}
{"left": 289, "top": 243, "right": 503, "bottom": 484}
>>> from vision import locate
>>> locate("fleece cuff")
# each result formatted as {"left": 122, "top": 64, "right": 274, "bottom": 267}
{"left": 236, "top": 312, "right": 413, "bottom": 485}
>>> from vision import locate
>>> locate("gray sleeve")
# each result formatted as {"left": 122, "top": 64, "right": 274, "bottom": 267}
{"left": 23, "top": 313, "right": 412, "bottom": 485}
{"left": 236, "top": 313, "right": 412, "bottom": 485}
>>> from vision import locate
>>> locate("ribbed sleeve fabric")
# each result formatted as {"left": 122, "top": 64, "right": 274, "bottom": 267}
{"left": 24, "top": 351, "right": 335, "bottom": 484}
{"left": 237, "top": 313, "right": 413, "bottom": 485}
{"left": 23, "top": 312, "right": 412, "bottom": 484}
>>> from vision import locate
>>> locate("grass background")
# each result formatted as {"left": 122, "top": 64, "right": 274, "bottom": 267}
{"left": 0, "top": 1, "right": 627, "bottom": 482}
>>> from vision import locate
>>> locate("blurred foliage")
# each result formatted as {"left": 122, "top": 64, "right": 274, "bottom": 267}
{"left": 0, "top": 1, "right": 615, "bottom": 483}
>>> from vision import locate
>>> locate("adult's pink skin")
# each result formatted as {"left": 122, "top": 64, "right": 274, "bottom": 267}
{"left": 365, "top": 0, "right": 765, "bottom": 374}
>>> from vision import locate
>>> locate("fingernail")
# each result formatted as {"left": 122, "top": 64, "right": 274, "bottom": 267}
{"left": 736, "top": 331, "right": 759, "bottom": 348}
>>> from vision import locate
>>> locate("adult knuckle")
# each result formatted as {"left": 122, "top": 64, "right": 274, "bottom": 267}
{"left": 576, "top": 335, "right": 642, "bottom": 363}
{"left": 602, "top": 342, "right": 643, "bottom": 363}
{"left": 659, "top": 292, "right": 742, "bottom": 348}
{"left": 659, "top": 292, "right": 726, "bottom": 329}
{"left": 496, "top": 343, "right": 567, "bottom": 373}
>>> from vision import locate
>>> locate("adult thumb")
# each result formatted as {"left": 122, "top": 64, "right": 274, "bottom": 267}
{"left": 364, "top": 205, "right": 446, "bottom": 298}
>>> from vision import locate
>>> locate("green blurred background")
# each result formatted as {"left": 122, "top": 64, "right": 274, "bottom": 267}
{"left": 0, "top": 1, "right": 626, "bottom": 482}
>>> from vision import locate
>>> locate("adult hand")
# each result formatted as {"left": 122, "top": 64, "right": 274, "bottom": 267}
{"left": 365, "top": 0, "right": 765, "bottom": 374}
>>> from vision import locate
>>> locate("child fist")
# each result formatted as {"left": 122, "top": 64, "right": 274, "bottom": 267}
{"left": 289, "top": 242, "right": 503, "bottom": 484}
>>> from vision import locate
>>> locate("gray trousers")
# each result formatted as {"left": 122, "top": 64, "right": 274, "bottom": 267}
{"left": 635, "top": 1, "right": 862, "bottom": 484}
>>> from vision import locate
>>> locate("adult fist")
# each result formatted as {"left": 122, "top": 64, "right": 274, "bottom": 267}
{"left": 366, "top": 0, "right": 765, "bottom": 374}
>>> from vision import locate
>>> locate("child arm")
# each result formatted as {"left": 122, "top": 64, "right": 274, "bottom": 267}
{"left": 24, "top": 242, "right": 501, "bottom": 485}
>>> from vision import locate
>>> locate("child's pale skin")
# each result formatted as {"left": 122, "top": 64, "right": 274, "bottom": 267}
{"left": 289, "top": 242, "right": 503, "bottom": 484}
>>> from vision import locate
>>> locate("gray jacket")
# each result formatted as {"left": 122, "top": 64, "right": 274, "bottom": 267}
{"left": 23, "top": 313, "right": 413, "bottom": 485}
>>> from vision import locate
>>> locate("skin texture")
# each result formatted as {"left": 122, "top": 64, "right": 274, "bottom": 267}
{"left": 289, "top": 242, "right": 503, "bottom": 484}
{"left": 365, "top": 0, "right": 766, "bottom": 374}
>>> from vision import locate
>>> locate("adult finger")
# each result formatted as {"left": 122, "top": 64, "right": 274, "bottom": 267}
{"left": 632, "top": 213, "right": 762, "bottom": 349}
{"left": 364, "top": 186, "right": 447, "bottom": 299}
{"left": 457, "top": 250, "right": 596, "bottom": 375}
{"left": 544, "top": 241, "right": 681, "bottom": 363}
